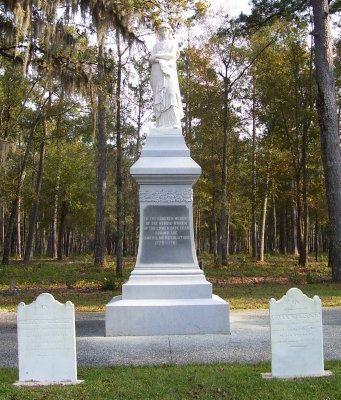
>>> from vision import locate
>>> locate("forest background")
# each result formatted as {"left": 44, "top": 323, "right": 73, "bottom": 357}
{"left": 0, "top": 0, "right": 341, "bottom": 283}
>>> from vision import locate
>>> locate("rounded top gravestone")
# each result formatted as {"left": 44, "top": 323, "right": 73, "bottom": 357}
{"left": 16, "top": 293, "right": 79, "bottom": 385}
{"left": 268, "top": 287, "right": 326, "bottom": 379}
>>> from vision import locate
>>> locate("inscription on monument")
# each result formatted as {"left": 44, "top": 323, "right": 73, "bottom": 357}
{"left": 20, "top": 320, "right": 74, "bottom": 355}
{"left": 140, "top": 205, "right": 194, "bottom": 264}
{"left": 270, "top": 312, "right": 321, "bottom": 346}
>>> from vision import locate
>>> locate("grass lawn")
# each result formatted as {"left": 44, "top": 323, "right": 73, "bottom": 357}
{"left": 0, "top": 255, "right": 340, "bottom": 400}
{"left": 0, "top": 362, "right": 340, "bottom": 400}
{"left": 0, "top": 253, "right": 340, "bottom": 312}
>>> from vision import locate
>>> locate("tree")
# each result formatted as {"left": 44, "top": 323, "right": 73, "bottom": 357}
{"left": 115, "top": 29, "right": 124, "bottom": 276}
{"left": 0, "top": 2, "right": 91, "bottom": 264}
{"left": 243, "top": 0, "right": 341, "bottom": 280}
{"left": 93, "top": 26, "right": 109, "bottom": 268}
{"left": 23, "top": 120, "right": 47, "bottom": 264}
{"left": 311, "top": 0, "right": 341, "bottom": 281}
{"left": 251, "top": 73, "right": 258, "bottom": 259}
{"left": 209, "top": 19, "right": 246, "bottom": 266}
{"left": 1, "top": 86, "right": 51, "bottom": 264}
{"left": 178, "top": 38, "right": 225, "bottom": 260}
{"left": 0, "top": 64, "right": 33, "bottom": 264}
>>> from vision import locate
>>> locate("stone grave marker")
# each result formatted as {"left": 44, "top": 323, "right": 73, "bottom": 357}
{"left": 16, "top": 293, "right": 80, "bottom": 385}
{"left": 267, "top": 287, "right": 330, "bottom": 379}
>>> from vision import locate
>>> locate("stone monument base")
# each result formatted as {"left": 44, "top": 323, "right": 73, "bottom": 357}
{"left": 105, "top": 126, "right": 230, "bottom": 337}
{"left": 105, "top": 294, "right": 229, "bottom": 336}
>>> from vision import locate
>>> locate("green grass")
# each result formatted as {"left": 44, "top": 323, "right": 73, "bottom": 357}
{"left": 0, "top": 258, "right": 130, "bottom": 312}
{"left": 0, "top": 253, "right": 340, "bottom": 312}
{"left": 0, "top": 256, "right": 340, "bottom": 399}
{"left": 0, "top": 362, "right": 340, "bottom": 400}
{"left": 0, "top": 258, "right": 134, "bottom": 287}
{"left": 214, "top": 283, "right": 341, "bottom": 309}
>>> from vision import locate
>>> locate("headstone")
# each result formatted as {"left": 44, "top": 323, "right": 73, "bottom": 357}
{"left": 268, "top": 288, "right": 328, "bottom": 378}
{"left": 16, "top": 293, "right": 80, "bottom": 385}
{"left": 105, "top": 23, "right": 230, "bottom": 336}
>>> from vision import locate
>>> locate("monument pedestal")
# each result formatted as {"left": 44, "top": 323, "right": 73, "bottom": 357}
{"left": 105, "top": 127, "right": 230, "bottom": 336}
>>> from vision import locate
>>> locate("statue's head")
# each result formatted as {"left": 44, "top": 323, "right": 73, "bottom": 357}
{"left": 157, "top": 22, "right": 172, "bottom": 39}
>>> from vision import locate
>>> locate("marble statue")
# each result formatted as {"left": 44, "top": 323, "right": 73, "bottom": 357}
{"left": 150, "top": 23, "right": 184, "bottom": 128}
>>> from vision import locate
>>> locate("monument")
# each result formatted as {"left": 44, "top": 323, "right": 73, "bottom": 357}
{"left": 266, "top": 288, "right": 330, "bottom": 379}
{"left": 16, "top": 293, "right": 80, "bottom": 385}
{"left": 105, "top": 23, "right": 230, "bottom": 336}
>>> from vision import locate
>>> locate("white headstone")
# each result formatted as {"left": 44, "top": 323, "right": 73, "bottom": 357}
{"left": 17, "top": 293, "right": 78, "bottom": 385}
{"left": 269, "top": 288, "right": 325, "bottom": 378}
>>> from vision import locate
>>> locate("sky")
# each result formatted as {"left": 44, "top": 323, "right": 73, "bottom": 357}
{"left": 210, "top": 0, "right": 251, "bottom": 16}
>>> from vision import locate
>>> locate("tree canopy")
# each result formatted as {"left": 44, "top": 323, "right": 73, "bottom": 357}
{"left": 0, "top": 0, "right": 340, "bottom": 281}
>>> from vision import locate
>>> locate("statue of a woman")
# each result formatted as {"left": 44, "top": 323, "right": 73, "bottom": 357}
{"left": 150, "top": 23, "right": 184, "bottom": 129}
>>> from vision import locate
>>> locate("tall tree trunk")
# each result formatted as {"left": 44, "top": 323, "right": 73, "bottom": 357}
{"left": 299, "top": 39, "right": 314, "bottom": 267}
{"left": 270, "top": 194, "right": 277, "bottom": 253}
{"left": 279, "top": 208, "right": 287, "bottom": 254}
{"left": 251, "top": 76, "right": 258, "bottom": 259}
{"left": 290, "top": 179, "right": 299, "bottom": 255}
{"left": 299, "top": 121, "right": 309, "bottom": 267}
{"left": 57, "top": 192, "right": 68, "bottom": 261}
{"left": 34, "top": 222, "right": 39, "bottom": 255}
{"left": 315, "top": 211, "right": 319, "bottom": 261}
{"left": 311, "top": 0, "right": 341, "bottom": 281}
{"left": 115, "top": 30, "right": 124, "bottom": 277}
{"left": 16, "top": 197, "right": 22, "bottom": 258}
{"left": 294, "top": 172, "right": 303, "bottom": 258}
{"left": 220, "top": 68, "right": 229, "bottom": 266}
{"left": 65, "top": 228, "right": 70, "bottom": 257}
{"left": 16, "top": 131, "right": 22, "bottom": 258}
{"left": 94, "top": 35, "right": 107, "bottom": 268}
{"left": 23, "top": 135, "right": 46, "bottom": 265}
{"left": 2, "top": 129, "right": 33, "bottom": 264}
{"left": 40, "top": 224, "right": 46, "bottom": 256}
{"left": 212, "top": 190, "right": 218, "bottom": 267}
{"left": 258, "top": 172, "right": 269, "bottom": 262}
{"left": 0, "top": 206, "right": 4, "bottom": 252}
{"left": 50, "top": 93, "right": 63, "bottom": 259}
{"left": 51, "top": 170, "right": 60, "bottom": 259}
